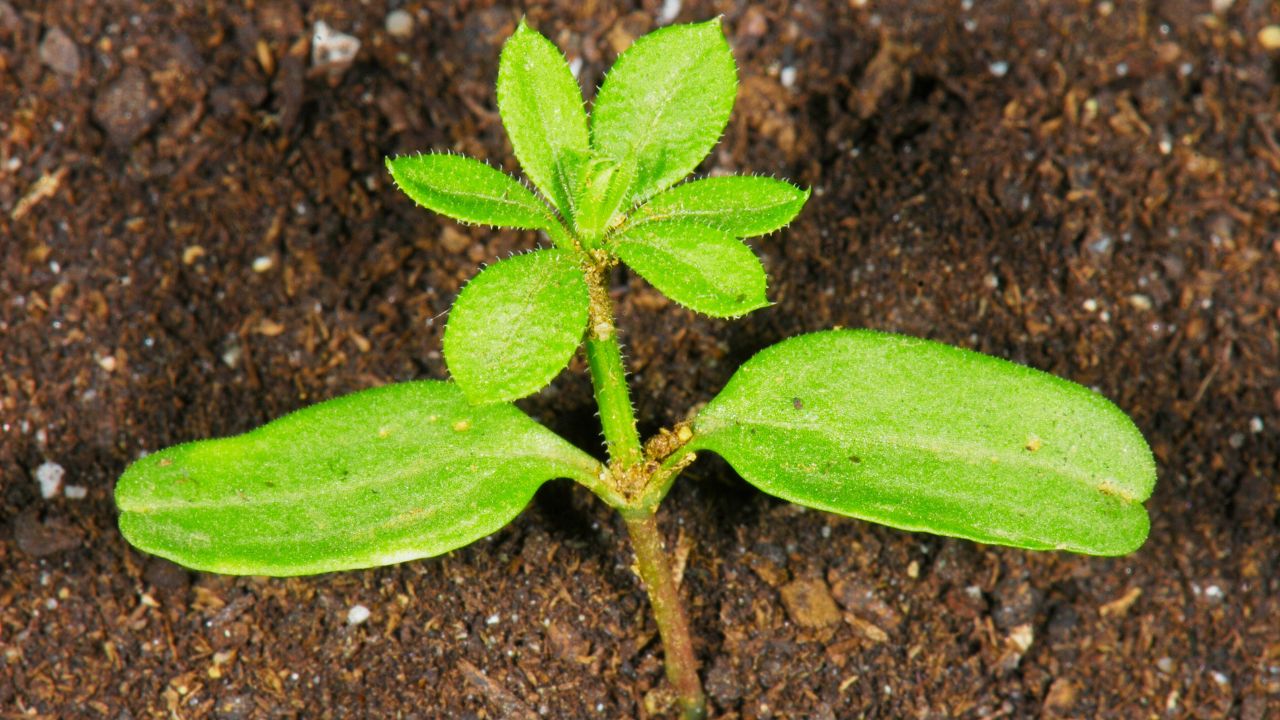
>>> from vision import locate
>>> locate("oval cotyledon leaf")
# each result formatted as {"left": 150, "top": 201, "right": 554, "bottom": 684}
{"left": 691, "top": 330, "right": 1156, "bottom": 555}
{"left": 116, "top": 381, "right": 604, "bottom": 576}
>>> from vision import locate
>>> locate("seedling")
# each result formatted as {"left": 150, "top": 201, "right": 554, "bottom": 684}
{"left": 116, "top": 20, "right": 1155, "bottom": 719}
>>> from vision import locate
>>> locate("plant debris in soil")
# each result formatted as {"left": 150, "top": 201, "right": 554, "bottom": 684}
{"left": 2, "top": 1, "right": 1278, "bottom": 718}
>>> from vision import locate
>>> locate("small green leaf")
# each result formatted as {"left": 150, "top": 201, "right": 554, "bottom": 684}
{"left": 444, "top": 249, "right": 589, "bottom": 403}
{"left": 497, "top": 21, "right": 590, "bottom": 217}
{"left": 573, "top": 154, "right": 637, "bottom": 243}
{"left": 590, "top": 20, "right": 737, "bottom": 207}
{"left": 692, "top": 330, "right": 1156, "bottom": 556}
{"left": 386, "top": 153, "right": 557, "bottom": 231}
{"left": 614, "top": 221, "right": 768, "bottom": 318}
{"left": 630, "top": 176, "right": 810, "bottom": 237}
{"left": 116, "top": 381, "right": 604, "bottom": 576}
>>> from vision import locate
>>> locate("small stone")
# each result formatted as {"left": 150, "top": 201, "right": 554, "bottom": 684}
{"left": 312, "top": 21, "right": 360, "bottom": 76}
{"left": 252, "top": 256, "right": 274, "bottom": 273}
{"left": 93, "top": 67, "right": 163, "bottom": 147}
{"left": 1128, "top": 294, "right": 1153, "bottom": 311}
{"left": 63, "top": 484, "right": 87, "bottom": 500}
{"left": 657, "top": 0, "right": 682, "bottom": 25}
{"left": 35, "top": 461, "right": 65, "bottom": 498}
{"left": 1043, "top": 677, "right": 1077, "bottom": 713}
{"left": 385, "top": 9, "right": 414, "bottom": 39}
{"left": 829, "top": 571, "right": 901, "bottom": 627}
{"left": 13, "top": 508, "right": 82, "bottom": 557}
{"left": 98, "top": 355, "right": 118, "bottom": 372}
{"left": 779, "top": 66, "right": 797, "bottom": 89}
{"left": 347, "top": 604, "right": 371, "bottom": 625}
{"left": 182, "top": 245, "right": 206, "bottom": 265}
{"left": 39, "top": 28, "right": 81, "bottom": 76}
{"left": 988, "top": 60, "right": 1009, "bottom": 77}
{"left": 254, "top": 319, "right": 285, "bottom": 337}
{"left": 779, "top": 578, "right": 841, "bottom": 628}
{"left": 1260, "top": 25, "right": 1280, "bottom": 51}
{"left": 1009, "top": 623, "right": 1034, "bottom": 652}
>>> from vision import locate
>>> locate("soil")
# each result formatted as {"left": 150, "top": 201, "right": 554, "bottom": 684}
{"left": 2, "top": 1, "right": 1278, "bottom": 718}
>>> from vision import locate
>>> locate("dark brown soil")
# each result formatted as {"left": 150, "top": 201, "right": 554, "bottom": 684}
{"left": 3, "top": 1, "right": 1278, "bottom": 718}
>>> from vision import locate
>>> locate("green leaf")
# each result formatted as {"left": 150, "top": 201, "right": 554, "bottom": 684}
{"left": 444, "top": 249, "right": 589, "bottom": 403}
{"left": 590, "top": 19, "right": 737, "bottom": 207}
{"left": 497, "top": 21, "right": 590, "bottom": 217}
{"left": 630, "top": 176, "right": 810, "bottom": 237}
{"left": 116, "top": 381, "right": 604, "bottom": 576}
{"left": 691, "top": 330, "right": 1156, "bottom": 556}
{"left": 386, "top": 153, "right": 557, "bottom": 231}
{"left": 572, "top": 154, "right": 637, "bottom": 243}
{"left": 614, "top": 221, "right": 768, "bottom": 318}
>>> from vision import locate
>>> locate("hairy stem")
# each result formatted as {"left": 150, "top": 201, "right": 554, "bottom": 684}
{"left": 582, "top": 263, "right": 705, "bottom": 718}
{"left": 584, "top": 267, "right": 644, "bottom": 470}
{"left": 625, "top": 513, "right": 706, "bottom": 720}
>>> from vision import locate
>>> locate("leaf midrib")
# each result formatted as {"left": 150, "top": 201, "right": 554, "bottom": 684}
{"left": 124, "top": 446, "right": 593, "bottom": 513}
{"left": 635, "top": 193, "right": 800, "bottom": 227}
{"left": 697, "top": 411, "right": 1139, "bottom": 503}
{"left": 596, "top": 38, "right": 719, "bottom": 197}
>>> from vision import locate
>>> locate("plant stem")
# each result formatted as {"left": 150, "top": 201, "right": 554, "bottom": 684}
{"left": 625, "top": 513, "right": 706, "bottom": 720}
{"left": 582, "top": 263, "right": 705, "bottom": 718}
{"left": 584, "top": 267, "right": 644, "bottom": 470}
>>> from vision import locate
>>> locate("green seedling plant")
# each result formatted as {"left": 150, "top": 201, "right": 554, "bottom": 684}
{"left": 116, "top": 19, "right": 1156, "bottom": 719}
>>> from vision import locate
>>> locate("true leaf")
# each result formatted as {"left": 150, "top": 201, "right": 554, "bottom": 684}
{"left": 590, "top": 20, "right": 737, "bottom": 207}
{"left": 116, "top": 381, "right": 604, "bottom": 576}
{"left": 573, "top": 154, "right": 637, "bottom": 243}
{"left": 444, "top": 249, "right": 589, "bottom": 403}
{"left": 629, "top": 176, "right": 810, "bottom": 237}
{"left": 614, "top": 221, "right": 768, "bottom": 318}
{"left": 497, "top": 21, "right": 590, "bottom": 217}
{"left": 691, "top": 330, "right": 1155, "bottom": 555}
{"left": 386, "top": 153, "right": 557, "bottom": 230}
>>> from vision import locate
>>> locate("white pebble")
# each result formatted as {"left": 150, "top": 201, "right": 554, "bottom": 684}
{"left": 36, "top": 461, "right": 65, "bottom": 499}
{"left": 1204, "top": 584, "right": 1224, "bottom": 601}
{"left": 657, "top": 0, "right": 682, "bottom": 25}
{"left": 385, "top": 9, "right": 414, "bottom": 38}
{"left": 486, "top": 613, "right": 501, "bottom": 625}
{"left": 312, "top": 21, "right": 361, "bottom": 70}
{"left": 64, "top": 484, "right": 88, "bottom": 500}
{"left": 1249, "top": 416, "right": 1264, "bottom": 433}
{"left": 988, "top": 61, "right": 1009, "bottom": 77}
{"left": 347, "top": 604, "right": 371, "bottom": 625}
{"left": 1082, "top": 298, "right": 1098, "bottom": 312}
{"left": 252, "top": 256, "right": 274, "bottom": 273}
{"left": 780, "top": 66, "right": 797, "bottom": 89}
